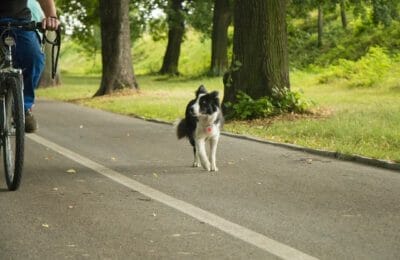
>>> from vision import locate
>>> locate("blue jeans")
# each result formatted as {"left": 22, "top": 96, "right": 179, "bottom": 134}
{"left": 0, "top": 19, "right": 45, "bottom": 111}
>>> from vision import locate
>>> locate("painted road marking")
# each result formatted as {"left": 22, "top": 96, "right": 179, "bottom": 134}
{"left": 28, "top": 134, "right": 318, "bottom": 260}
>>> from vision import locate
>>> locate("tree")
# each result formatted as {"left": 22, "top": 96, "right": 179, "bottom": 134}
{"left": 317, "top": 0, "right": 323, "bottom": 47}
{"left": 159, "top": 0, "right": 185, "bottom": 75}
{"left": 210, "top": 0, "right": 232, "bottom": 76}
{"left": 339, "top": 0, "right": 348, "bottom": 29}
{"left": 184, "top": 0, "right": 232, "bottom": 76}
{"left": 94, "top": 0, "right": 138, "bottom": 96}
{"left": 223, "top": 0, "right": 290, "bottom": 110}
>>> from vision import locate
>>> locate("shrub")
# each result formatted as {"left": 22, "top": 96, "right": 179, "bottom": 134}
{"left": 225, "top": 92, "right": 274, "bottom": 120}
{"left": 272, "top": 87, "right": 312, "bottom": 114}
{"left": 226, "top": 88, "right": 313, "bottom": 120}
{"left": 319, "top": 46, "right": 392, "bottom": 87}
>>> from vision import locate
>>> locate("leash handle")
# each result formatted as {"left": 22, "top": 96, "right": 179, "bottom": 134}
{"left": 37, "top": 22, "right": 62, "bottom": 79}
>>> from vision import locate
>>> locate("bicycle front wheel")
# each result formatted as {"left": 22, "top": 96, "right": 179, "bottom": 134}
{"left": 2, "top": 75, "right": 24, "bottom": 191}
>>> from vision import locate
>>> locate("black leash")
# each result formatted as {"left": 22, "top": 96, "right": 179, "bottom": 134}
{"left": 42, "top": 27, "right": 61, "bottom": 79}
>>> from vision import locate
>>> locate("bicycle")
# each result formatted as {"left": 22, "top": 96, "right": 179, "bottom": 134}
{"left": 0, "top": 21, "right": 61, "bottom": 191}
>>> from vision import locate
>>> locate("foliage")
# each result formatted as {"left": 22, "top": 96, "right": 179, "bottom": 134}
{"left": 287, "top": 0, "right": 400, "bottom": 69}
{"left": 58, "top": 0, "right": 100, "bottom": 54}
{"left": 185, "top": 0, "right": 214, "bottom": 37}
{"left": 58, "top": 0, "right": 166, "bottom": 53}
{"left": 225, "top": 88, "right": 313, "bottom": 120}
{"left": 318, "top": 46, "right": 392, "bottom": 87}
{"left": 272, "top": 87, "right": 314, "bottom": 113}
{"left": 225, "top": 92, "right": 274, "bottom": 120}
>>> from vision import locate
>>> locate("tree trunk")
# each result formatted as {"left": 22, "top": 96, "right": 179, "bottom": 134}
{"left": 159, "top": 0, "right": 185, "bottom": 75}
{"left": 222, "top": 0, "right": 289, "bottom": 109}
{"left": 39, "top": 32, "right": 61, "bottom": 88}
{"left": 317, "top": 2, "right": 323, "bottom": 48}
{"left": 95, "top": 0, "right": 138, "bottom": 96}
{"left": 340, "top": 0, "right": 347, "bottom": 29}
{"left": 209, "top": 0, "right": 232, "bottom": 77}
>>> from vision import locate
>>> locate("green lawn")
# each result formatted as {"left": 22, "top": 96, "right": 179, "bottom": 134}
{"left": 37, "top": 71, "right": 400, "bottom": 163}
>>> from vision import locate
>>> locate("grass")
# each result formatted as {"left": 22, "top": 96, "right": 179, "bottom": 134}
{"left": 39, "top": 75, "right": 223, "bottom": 122}
{"left": 37, "top": 70, "right": 400, "bottom": 163}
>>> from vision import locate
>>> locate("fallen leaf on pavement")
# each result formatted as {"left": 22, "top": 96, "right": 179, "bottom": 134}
{"left": 66, "top": 169, "right": 76, "bottom": 174}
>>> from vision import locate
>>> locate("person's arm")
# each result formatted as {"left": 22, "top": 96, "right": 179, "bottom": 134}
{"left": 37, "top": 0, "right": 60, "bottom": 30}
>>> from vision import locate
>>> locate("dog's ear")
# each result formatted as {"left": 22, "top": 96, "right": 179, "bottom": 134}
{"left": 210, "top": 91, "right": 219, "bottom": 98}
{"left": 195, "top": 85, "right": 207, "bottom": 97}
{"left": 210, "top": 91, "right": 220, "bottom": 104}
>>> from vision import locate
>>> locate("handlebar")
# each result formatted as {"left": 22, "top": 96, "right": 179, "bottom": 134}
{"left": 0, "top": 21, "right": 40, "bottom": 31}
{"left": 0, "top": 21, "right": 61, "bottom": 79}
{"left": 0, "top": 21, "right": 61, "bottom": 42}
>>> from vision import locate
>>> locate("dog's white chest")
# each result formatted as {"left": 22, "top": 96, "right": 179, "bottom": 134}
{"left": 197, "top": 115, "right": 219, "bottom": 138}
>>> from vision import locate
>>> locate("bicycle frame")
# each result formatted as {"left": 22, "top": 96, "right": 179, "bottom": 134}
{"left": 0, "top": 26, "right": 25, "bottom": 127}
{"left": 0, "top": 21, "right": 43, "bottom": 190}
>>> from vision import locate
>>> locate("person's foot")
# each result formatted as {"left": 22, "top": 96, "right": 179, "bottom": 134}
{"left": 25, "top": 109, "right": 38, "bottom": 133}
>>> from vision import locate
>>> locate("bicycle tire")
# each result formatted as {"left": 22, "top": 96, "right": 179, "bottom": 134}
{"left": 2, "top": 74, "right": 24, "bottom": 191}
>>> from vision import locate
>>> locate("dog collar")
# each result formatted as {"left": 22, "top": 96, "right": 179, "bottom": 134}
{"left": 204, "top": 125, "right": 214, "bottom": 135}
{"left": 205, "top": 118, "right": 221, "bottom": 134}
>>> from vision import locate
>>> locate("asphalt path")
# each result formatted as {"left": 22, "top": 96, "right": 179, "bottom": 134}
{"left": 0, "top": 100, "right": 399, "bottom": 259}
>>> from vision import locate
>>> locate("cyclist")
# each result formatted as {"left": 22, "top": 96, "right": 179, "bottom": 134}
{"left": 0, "top": 0, "right": 60, "bottom": 133}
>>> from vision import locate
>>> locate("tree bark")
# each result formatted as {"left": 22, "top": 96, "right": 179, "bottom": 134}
{"left": 159, "top": 0, "right": 185, "bottom": 75}
{"left": 209, "top": 0, "right": 232, "bottom": 77}
{"left": 39, "top": 31, "right": 61, "bottom": 88}
{"left": 340, "top": 0, "right": 348, "bottom": 29}
{"left": 95, "top": 0, "right": 138, "bottom": 96}
{"left": 223, "top": 0, "right": 290, "bottom": 109}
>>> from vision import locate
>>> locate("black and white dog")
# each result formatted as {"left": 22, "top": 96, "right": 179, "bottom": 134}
{"left": 176, "top": 85, "right": 224, "bottom": 171}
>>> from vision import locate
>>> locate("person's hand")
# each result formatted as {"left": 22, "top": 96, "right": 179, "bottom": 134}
{"left": 41, "top": 16, "right": 60, "bottom": 31}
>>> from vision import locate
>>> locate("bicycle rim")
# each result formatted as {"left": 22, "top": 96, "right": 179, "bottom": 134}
{"left": 3, "top": 76, "right": 24, "bottom": 191}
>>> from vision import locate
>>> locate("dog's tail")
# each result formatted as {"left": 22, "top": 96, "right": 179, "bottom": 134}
{"left": 175, "top": 119, "right": 188, "bottom": 139}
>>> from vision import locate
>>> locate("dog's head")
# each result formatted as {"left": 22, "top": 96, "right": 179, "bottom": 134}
{"left": 191, "top": 85, "right": 220, "bottom": 117}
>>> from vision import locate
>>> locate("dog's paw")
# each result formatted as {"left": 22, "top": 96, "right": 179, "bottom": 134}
{"left": 202, "top": 163, "right": 211, "bottom": 171}
{"left": 193, "top": 161, "right": 201, "bottom": 168}
{"left": 211, "top": 166, "right": 219, "bottom": 172}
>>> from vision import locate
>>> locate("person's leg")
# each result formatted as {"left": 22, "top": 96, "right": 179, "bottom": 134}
{"left": 14, "top": 30, "right": 45, "bottom": 111}
{"left": 13, "top": 29, "right": 45, "bottom": 132}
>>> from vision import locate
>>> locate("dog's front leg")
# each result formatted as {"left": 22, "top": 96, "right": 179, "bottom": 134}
{"left": 193, "top": 145, "right": 200, "bottom": 167}
{"left": 196, "top": 139, "right": 210, "bottom": 171}
{"left": 209, "top": 136, "right": 219, "bottom": 171}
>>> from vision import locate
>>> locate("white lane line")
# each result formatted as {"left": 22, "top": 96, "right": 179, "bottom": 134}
{"left": 28, "top": 134, "right": 318, "bottom": 260}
